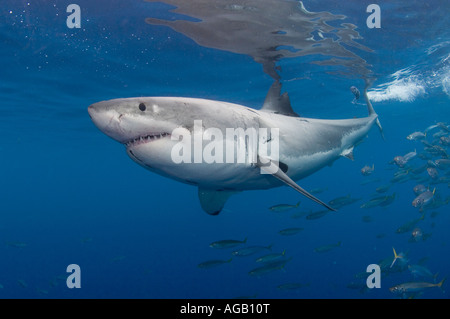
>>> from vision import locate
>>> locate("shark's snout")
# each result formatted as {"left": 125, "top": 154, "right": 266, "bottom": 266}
{"left": 87, "top": 104, "right": 95, "bottom": 119}
{"left": 88, "top": 101, "right": 128, "bottom": 143}
{"left": 87, "top": 102, "right": 106, "bottom": 123}
{"left": 87, "top": 102, "right": 107, "bottom": 130}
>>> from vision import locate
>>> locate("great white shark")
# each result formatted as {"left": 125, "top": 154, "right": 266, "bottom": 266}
{"left": 88, "top": 81, "right": 382, "bottom": 214}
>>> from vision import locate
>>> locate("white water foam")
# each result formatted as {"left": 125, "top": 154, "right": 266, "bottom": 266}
{"left": 369, "top": 42, "right": 450, "bottom": 103}
{"left": 368, "top": 69, "right": 426, "bottom": 103}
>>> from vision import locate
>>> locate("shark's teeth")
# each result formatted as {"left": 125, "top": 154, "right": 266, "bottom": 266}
{"left": 125, "top": 132, "right": 170, "bottom": 147}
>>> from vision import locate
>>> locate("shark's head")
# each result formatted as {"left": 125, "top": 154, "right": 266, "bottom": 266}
{"left": 88, "top": 96, "right": 255, "bottom": 187}
{"left": 88, "top": 97, "right": 198, "bottom": 173}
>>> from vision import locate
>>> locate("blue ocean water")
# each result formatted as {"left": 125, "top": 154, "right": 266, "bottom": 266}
{"left": 0, "top": 0, "right": 449, "bottom": 299}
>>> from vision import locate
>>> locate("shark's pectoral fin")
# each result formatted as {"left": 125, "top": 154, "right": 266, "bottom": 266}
{"left": 257, "top": 156, "right": 336, "bottom": 212}
{"left": 198, "top": 188, "right": 238, "bottom": 215}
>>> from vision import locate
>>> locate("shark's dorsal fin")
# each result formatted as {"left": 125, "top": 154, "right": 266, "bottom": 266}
{"left": 257, "top": 156, "right": 336, "bottom": 211}
{"left": 261, "top": 80, "right": 300, "bottom": 117}
{"left": 198, "top": 188, "right": 238, "bottom": 215}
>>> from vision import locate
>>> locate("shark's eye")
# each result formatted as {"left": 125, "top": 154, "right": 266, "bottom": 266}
{"left": 139, "top": 103, "right": 146, "bottom": 111}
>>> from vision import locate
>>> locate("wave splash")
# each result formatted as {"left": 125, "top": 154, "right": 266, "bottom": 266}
{"left": 369, "top": 42, "right": 450, "bottom": 103}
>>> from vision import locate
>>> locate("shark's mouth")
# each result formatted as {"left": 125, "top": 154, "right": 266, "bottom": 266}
{"left": 125, "top": 132, "right": 170, "bottom": 147}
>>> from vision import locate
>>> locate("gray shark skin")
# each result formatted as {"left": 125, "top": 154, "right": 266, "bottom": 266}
{"left": 88, "top": 81, "right": 381, "bottom": 215}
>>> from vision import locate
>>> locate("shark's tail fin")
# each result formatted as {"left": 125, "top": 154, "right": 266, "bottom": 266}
{"left": 364, "top": 79, "right": 384, "bottom": 140}
{"left": 364, "top": 89, "right": 376, "bottom": 117}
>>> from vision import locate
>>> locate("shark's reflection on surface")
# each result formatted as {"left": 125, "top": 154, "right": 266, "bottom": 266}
{"left": 145, "top": 0, "right": 374, "bottom": 81}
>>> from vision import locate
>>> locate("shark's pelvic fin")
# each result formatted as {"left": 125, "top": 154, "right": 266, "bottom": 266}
{"left": 341, "top": 147, "right": 355, "bottom": 161}
{"left": 198, "top": 188, "right": 238, "bottom": 215}
{"left": 257, "top": 156, "right": 336, "bottom": 211}
{"left": 261, "top": 80, "right": 300, "bottom": 117}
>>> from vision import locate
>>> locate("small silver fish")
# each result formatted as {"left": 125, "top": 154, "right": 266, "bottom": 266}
{"left": 437, "top": 122, "right": 450, "bottom": 132}
{"left": 350, "top": 86, "right": 360, "bottom": 100}
{"left": 424, "top": 124, "right": 439, "bottom": 133}
{"left": 427, "top": 167, "right": 439, "bottom": 179}
{"left": 389, "top": 278, "right": 446, "bottom": 294}
{"left": 361, "top": 193, "right": 396, "bottom": 208}
{"left": 209, "top": 238, "right": 247, "bottom": 249}
{"left": 375, "top": 184, "right": 391, "bottom": 193}
{"left": 248, "top": 258, "right": 292, "bottom": 276}
{"left": 278, "top": 228, "right": 304, "bottom": 236}
{"left": 256, "top": 250, "right": 286, "bottom": 263}
{"left": 393, "top": 156, "right": 407, "bottom": 168}
{"left": 403, "top": 151, "right": 417, "bottom": 162}
{"left": 232, "top": 245, "right": 272, "bottom": 257}
{"left": 198, "top": 258, "right": 232, "bottom": 269}
{"left": 410, "top": 227, "right": 424, "bottom": 242}
{"left": 432, "top": 131, "right": 447, "bottom": 139}
{"left": 393, "top": 151, "right": 416, "bottom": 167}
{"left": 361, "top": 164, "right": 375, "bottom": 176}
{"left": 314, "top": 241, "right": 341, "bottom": 253}
{"left": 435, "top": 159, "right": 450, "bottom": 169}
{"left": 306, "top": 210, "right": 329, "bottom": 220}
{"left": 412, "top": 189, "right": 435, "bottom": 208}
{"left": 407, "top": 132, "right": 426, "bottom": 140}
{"left": 396, "top": 214, "right": 424, "bottom": 234}
{"left": 413, "top": 184, "right": 427, "bottom": 195}
{"left": 390, "top": 170, "right": 411, "bottom": 183}
{"left": 269, "top": 201, "right": 301, "bottom": 212}
{"left": 440, "top": 136, "right": 450, "bottom": 146}
{"left": 408, "top": 264, "right": 437, "bottom": 280}
{"left": 309, "top": 187, "right": 328, "bottom": 194}
{"left": 328, "top": 194, "right": 361, "bottom": 208}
